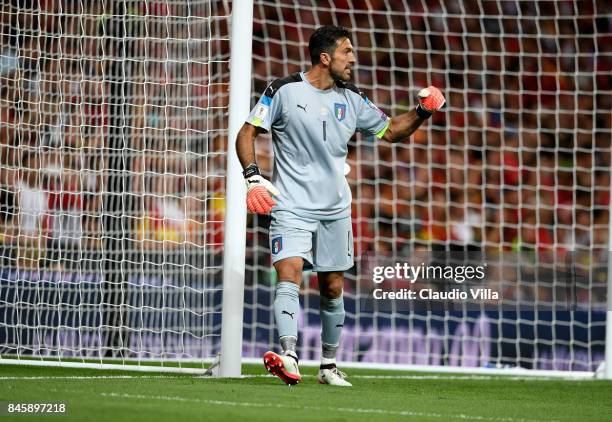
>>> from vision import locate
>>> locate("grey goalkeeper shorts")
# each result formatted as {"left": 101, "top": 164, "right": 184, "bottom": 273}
{"left": 269, "top": 210, "right": 354, "bottom": 272}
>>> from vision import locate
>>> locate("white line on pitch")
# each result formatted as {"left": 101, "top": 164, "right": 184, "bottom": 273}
{"left": 0, "top": 375, "right": 186, "bottom": 380}
{"left": 0, "top": 375, "right": 271, "bottom": 381}
{"left": 347, "top": 374, "right": 585, "bottom": 381}
{"left": 239, "top": 374, "right": 585, "bottom": 381}
{"left": 93, "top": 391, "right": 558, "bottom": 422}
{"left": 236, "top": 374, "right": 590, "bottom": 382}
{"left": 0, "top": 374, "right": 587, "bottom": 382}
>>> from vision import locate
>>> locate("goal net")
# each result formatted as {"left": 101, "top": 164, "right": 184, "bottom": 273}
{"left": 0, "top": 0, "right": 230, "bottom": 371}
{"left": 244, "top": 1, "right": 611, "bottom": 374}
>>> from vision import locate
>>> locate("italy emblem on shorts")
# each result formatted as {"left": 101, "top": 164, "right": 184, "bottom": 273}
{"left": 334, "top": 103, "right": 346, "bottom": 121}
{"left": 271, "top": 236, "right": 283, "bottom": 255}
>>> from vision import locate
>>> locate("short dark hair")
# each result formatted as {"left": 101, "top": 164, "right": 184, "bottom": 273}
{"left": 308, "top": 25, "right": 351, "bottom": 65}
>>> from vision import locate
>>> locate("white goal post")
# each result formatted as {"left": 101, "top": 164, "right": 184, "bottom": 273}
{"left": 220, "top": 0, "right": 253, "bottom": 378}
{"left": 0, "top": 1, "right": 610, "bottom": 379}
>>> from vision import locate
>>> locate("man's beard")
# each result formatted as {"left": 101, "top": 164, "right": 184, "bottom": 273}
{"left": 330, "top": 65, "right": 351, "bottom": 82}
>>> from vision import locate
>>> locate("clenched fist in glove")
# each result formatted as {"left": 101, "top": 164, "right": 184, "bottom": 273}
{"left": 243, "top": 163, "right": 280, "bottom": 214}
{"left": 416, "top": 86, "right": 446, "bottom": 119}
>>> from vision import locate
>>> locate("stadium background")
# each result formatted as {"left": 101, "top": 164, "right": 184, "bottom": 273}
{"left": 0, "top": 0, "right": 610, "bottom": 371}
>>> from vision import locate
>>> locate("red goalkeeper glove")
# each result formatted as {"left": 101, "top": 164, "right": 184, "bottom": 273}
{"left": 416, "top": 85, "right": 446, "bottom": 119}
{"left": 243, "top": 164, "right": 279, "bottom": 214}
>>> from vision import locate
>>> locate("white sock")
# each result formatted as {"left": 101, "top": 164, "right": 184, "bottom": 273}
{"left": 320, "top": 356, "right": 336, "bottom": 366}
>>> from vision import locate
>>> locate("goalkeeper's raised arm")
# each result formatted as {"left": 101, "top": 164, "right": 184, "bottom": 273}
{"left": 379, "top": 85, "right": 446, "bottom": 143}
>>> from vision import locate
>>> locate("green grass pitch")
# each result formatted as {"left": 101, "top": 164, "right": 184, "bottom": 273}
{"left": 1, "top": 363, "right": 612, "bottom": 421}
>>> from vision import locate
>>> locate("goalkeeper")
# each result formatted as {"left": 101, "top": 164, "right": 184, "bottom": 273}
{"left": 236, "top": 25, "right": 445, "bottom": 386}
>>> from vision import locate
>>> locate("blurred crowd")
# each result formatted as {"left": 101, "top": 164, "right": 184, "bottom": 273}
{"left": 0, "top": 0, "right": 226, "bottom": 272}
{"left": 0, "top": 1, "right": 106, "bottom": 269}
{"left": 0, "top": 1, "right": 610, "bottom": 300}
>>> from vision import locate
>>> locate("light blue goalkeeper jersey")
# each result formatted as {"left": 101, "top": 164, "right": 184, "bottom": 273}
{"left": 246, "top": 72, "right": 389, "bottom": 220}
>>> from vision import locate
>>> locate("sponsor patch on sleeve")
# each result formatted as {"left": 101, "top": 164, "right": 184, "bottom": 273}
{"left": 254, "top": 103, "right": 269, "bottom": 120}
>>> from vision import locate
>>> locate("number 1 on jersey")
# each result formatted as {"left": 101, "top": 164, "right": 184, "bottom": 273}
{"left": 322, "top": 121, "right": 327, "bottom": 141}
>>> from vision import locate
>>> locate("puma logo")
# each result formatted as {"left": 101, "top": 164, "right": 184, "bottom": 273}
{"left": 282, "top": 310, "right": 295, "bottom": 319}
{"left": 297, "top": 104, "right": 307, "bottom": 113}
{"left": 335, "top": 324, "right": 344, "bottom": 328}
